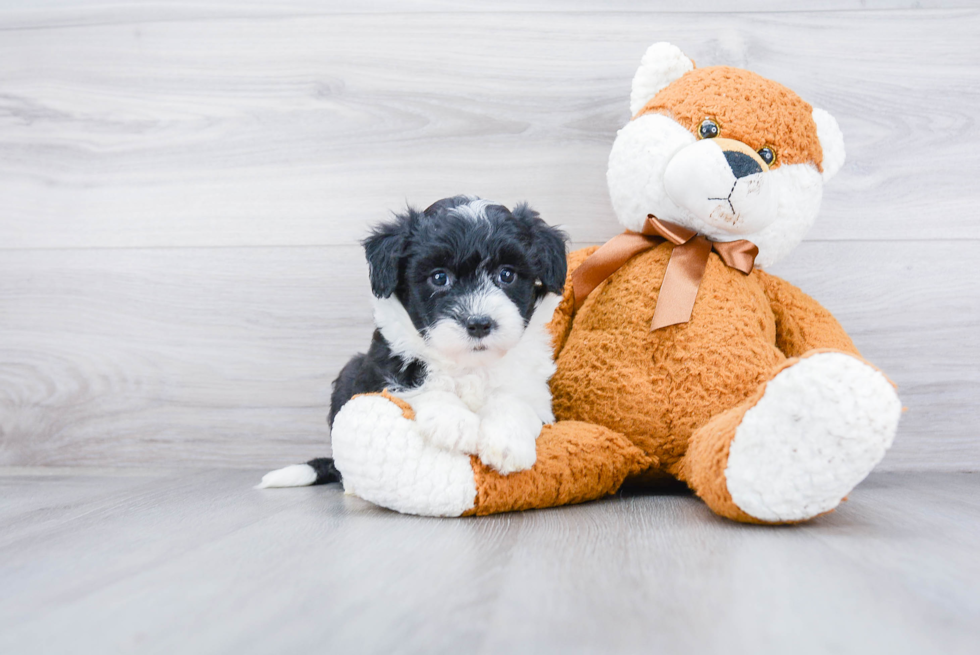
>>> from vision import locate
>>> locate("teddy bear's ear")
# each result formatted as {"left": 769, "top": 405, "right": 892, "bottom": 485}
{"left": 629, "top": 42, "right": 695, "bottom": 117}
{"left": 812, "top": 107, "right": 846, "bottom": 182}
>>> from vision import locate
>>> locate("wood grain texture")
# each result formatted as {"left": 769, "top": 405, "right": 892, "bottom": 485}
{"left": 0, "top": 241, "right": 975, "bottom": 470}
{"left": 0, "top": 3, "right": 977, "bottom": 471}
{"left": 0, "top": 247, "right": 367, "bottom": 468}
{"left": 2, "top": 1, "right": 975, "bottom": 31}
{"left": 0, "top": 9, "right": 978, "bottom": 248}
{"left": 0, "top": 469, "right": 978, "bottom": 654}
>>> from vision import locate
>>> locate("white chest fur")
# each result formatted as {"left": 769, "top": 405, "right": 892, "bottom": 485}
{"left": 372, "top": 292, "right": 561, "bottom": 475}
{"left": 373, "top": 292, "right": 560, "bottom": 424}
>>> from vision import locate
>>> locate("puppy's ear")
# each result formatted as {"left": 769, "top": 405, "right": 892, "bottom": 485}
{"left": 513, "top": 203, "right": 568, "bottom": 295}
{"left": 362, "top": 209, "right": 416, "bottom": 298}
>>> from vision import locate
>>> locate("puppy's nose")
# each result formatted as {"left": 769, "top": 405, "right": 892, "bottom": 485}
{"left": 724, "top": 150, "right": 763, "bottom": 179}
{"left": 465, "top": 315, "right": 494, "bottom": 339}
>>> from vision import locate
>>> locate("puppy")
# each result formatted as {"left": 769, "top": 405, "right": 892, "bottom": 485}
{"left": 259, "top": 195, "right": 568, "bottom": 488}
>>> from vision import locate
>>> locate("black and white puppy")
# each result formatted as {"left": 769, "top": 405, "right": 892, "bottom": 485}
{"left": 259, "top": 195, "right": 568, "bottom": 488}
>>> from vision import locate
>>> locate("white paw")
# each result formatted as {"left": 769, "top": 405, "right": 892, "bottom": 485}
{"left": 415, "top": 401, "right": 481, "bottom": 454}
{"left": 477, "top": 404, "right": 542, "bottom": 475}
{"left": 331, "top": 395, "right": 477, "bottom": 517}
{"left": 725, "top": 352, "right": 902, "bottom": 522}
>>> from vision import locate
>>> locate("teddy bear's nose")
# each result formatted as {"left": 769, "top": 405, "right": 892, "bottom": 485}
{"left": 724, "top": 151, "right": 763, "bottom": 179}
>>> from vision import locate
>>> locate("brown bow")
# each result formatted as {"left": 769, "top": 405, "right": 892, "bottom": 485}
{"left": 571, "top": 215, "right": 759, "bottom": 330}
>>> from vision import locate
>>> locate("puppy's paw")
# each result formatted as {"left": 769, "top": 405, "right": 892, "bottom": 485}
{"left": 415, "top": 402, "right": 481, "bottom": 455}
{"left": 477, "top": 406, "right": 542, "bottom": 475}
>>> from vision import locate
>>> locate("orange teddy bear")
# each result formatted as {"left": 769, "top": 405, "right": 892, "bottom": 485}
{"left": 328, "top": 43, "right": 902, "bottom": 524}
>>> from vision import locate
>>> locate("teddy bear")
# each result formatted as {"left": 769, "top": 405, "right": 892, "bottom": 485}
{"left": 329, "top": 43, "right": 902, "bottom": 524}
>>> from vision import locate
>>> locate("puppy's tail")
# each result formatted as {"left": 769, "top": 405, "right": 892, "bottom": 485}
{"left": 256, "top": 458, "right": 342, "bottom": 489}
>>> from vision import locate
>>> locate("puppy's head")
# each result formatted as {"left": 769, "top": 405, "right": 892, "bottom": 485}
{"left": 364, "top": 196, "right": 567, "bottom": 363}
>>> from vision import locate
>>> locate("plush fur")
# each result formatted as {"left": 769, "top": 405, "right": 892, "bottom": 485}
{"left": 537, "top": 44, "right": 898, "bottom": 522}
{"left": 321, "top": 43, "right": 902, "bottom": 524}
{"left": 259, "top": 196, "right": 568, "bottom": 488}
{"left": 609, "top": 59, "right": 843, "bottom": 268}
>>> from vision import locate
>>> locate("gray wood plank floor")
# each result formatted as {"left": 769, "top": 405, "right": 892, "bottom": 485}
{"left": 0, "top": 469, "right": 977, "bottom": 654}
{"left": 2, "top": 4, "right": 977, "bottom": 653}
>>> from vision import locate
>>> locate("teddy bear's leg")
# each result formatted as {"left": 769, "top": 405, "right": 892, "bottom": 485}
{"left": 467, "top": 420, "right": 654, "bottom": 516}
{"left": 679, "top": 350, "right": 902, "bottom": 524}
{"left": 331, "top": 391, "right": 653, "bottom": 517}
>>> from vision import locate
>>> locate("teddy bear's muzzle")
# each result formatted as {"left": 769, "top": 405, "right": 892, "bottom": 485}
{"left": 663, "top": 137, "right": 778, "bottom": 236}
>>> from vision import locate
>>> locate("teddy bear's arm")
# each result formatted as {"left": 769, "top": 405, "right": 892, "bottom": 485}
{"left": 546, "top": 245, "right": 600, "bottom": 359}
{"left": 755, "top": 269, "right": 861, "bottom": 358}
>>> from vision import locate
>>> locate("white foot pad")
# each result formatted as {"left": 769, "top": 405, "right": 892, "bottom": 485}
{"left": 331, "top": 395, "right": 477, "bottom": 517}
{"left": 726, "top": 352, "right": 902, "bottom": 522}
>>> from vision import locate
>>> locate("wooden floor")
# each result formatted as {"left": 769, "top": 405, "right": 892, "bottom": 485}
{"left": 2, "top": 3, "right": 978, "bottom": 652}
{"left": 0, "top": 469, "right": 977, "bottom": 654}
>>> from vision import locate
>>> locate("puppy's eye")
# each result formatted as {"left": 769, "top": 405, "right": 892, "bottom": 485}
{"left": 497, "top": 267, "right": 517, "bottom": 286}
{"left": 757, "top": 146, "right": 776, "bottom": 166}
{"left": 429, "top": 270, "right": 451, "bottom": 288}
{"left": 698, "top": 118, "right": 720, "bottom": 139}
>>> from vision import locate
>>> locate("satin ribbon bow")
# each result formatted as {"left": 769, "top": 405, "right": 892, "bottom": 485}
{"left": 571, "top": 215, "right": 759, "bottom": 330}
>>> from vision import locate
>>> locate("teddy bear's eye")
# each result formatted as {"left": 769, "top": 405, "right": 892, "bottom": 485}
{"left": 698, "top": 119, "right": 720, "bottom": 139}
{"left": 758, "top": 147, "right": 776, "bottom": 166}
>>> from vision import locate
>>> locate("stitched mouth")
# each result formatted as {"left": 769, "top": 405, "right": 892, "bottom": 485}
{"left": 708, "top": 181, "right": 740, "bottom": 224}
{"left": 708, "top": 181, "right": 737, "bottom": 215}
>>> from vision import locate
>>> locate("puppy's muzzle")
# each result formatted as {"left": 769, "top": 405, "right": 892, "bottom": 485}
{"left": 464, "top": 314, "right": 495, "bottom": 339}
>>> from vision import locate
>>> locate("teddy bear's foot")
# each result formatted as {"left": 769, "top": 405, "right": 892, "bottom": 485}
{"left": 683, "top": 351, "right": 902, "bottom": 524}
{"left": 331, "top": 391, "right": 478, "bottom": 517}
{"left": 331, "top": 391, "right": 654, "bottom": 517}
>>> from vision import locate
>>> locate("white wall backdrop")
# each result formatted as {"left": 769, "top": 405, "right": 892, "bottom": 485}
{"left": 1, "top": 1, "right": 977, "bottom": 471}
